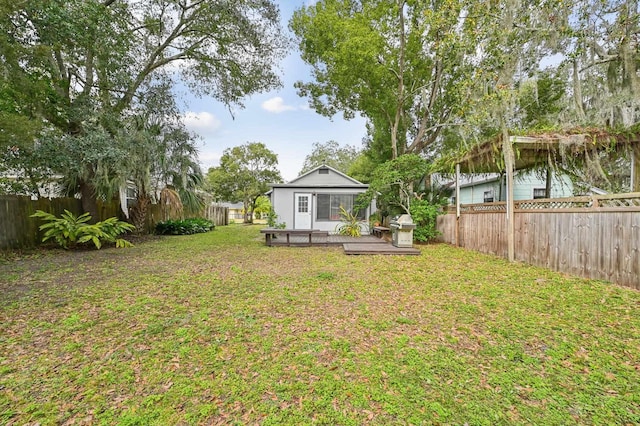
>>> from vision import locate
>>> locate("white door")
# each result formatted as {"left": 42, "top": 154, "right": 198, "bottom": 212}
{"left": 294, "top": 193, "right": 312, "bottom": 229}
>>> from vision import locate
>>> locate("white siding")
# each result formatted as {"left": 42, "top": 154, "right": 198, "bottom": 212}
{"left": 271, "top": 187, "right": 297, "bottom": 229}
{"left": 271, "top": 186, "right": 375, "bottom": 233}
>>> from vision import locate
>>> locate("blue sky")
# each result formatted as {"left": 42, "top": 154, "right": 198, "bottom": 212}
{"left": 180, "top": 0, "right": 367, "bottom": 182}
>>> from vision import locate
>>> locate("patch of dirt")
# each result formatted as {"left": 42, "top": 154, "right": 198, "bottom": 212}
{"left": 0, "top": 237, "right": 166, "bottom": 305}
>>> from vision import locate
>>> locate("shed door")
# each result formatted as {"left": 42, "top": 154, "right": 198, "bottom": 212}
{"left": 294, "top": 193, "right": 312, "bottom": 229}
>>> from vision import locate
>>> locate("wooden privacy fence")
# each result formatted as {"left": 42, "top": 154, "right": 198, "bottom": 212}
{"left": 203, "top": 205, "right": 229, "bottom": 227}
{"left": 142, "top": 205, "right": 228, "bottom": 234}
{"left": 0, "top": 195, "right": 121, "bottom": 250}
{"left": 437, "top": 193, "right": 640, "bottom": 290}
{"left": 0, "top": 196, "right": 229, "bottom": 249}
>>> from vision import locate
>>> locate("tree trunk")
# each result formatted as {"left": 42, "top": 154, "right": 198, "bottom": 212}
{"left": 130, "top": 195, "right": 151, "bottom": 234}
{"left": 390, "top": 0, "right": 407, "bottom": 160}
{"left": 545, "top": 167, "right": 552, "bottom": 198}
{"left": 79, "top": 179, "right": 99, "bottom": 222}
{"left": 572, "top": 59, "right": 587, "bottom": 122}
{"left": 243, "top": 200, "right": 252, "bottom": 223}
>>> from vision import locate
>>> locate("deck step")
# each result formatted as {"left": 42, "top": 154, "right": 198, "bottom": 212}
{"left": 343, "top": 243, "right": 420, "bottom": 255}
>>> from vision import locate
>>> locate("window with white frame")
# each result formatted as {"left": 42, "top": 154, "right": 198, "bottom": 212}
{"left": 483, "top": 189, "right": 494, "bottom": 203}
{"left": 316, "top": 194, "right": 365, "bottom": 220}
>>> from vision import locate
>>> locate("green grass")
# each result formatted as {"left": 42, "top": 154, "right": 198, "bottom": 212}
{"left": 1, "top": 225, "right": 639, "bottom": 425}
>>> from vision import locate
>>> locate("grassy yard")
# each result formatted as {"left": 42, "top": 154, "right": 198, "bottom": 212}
{"left": 1, "top": 225, "right": 639, "bottom": 425}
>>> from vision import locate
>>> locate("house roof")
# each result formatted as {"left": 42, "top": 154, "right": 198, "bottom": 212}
{"left": 270, "top": 164, "right": 368, "bottom": 188}
{"left": 215, "top": 202, "right": 244, "bottom": 209}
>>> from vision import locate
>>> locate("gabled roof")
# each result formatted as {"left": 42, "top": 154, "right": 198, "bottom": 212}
{"left": 288, "top": 164, "right": 364, "bottom": 185}
{"left": 270, "top": 164, "right": 368, "bottom": 188}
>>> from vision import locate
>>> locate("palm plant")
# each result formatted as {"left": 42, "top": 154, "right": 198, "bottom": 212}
{"left": 123, "top": 96, "right": 204, "bottom": 233}
{"left": 334, "top": 206, "right": 363, "bottom": 237}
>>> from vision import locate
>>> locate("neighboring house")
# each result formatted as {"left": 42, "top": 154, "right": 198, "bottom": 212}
{"left": 2, "top": 171, "right": 133, "bottom": 218}
{"left": 215, "top": 202, "right": 255, "bottom": 222}
{"left": 268, "top": 164, "right": 376, "bottom": 233}
{"left": 438, "top": 170, "right": 574, "bottom": 205}
{"left": 0, "top": 172, "right": 63, "bottom": 200}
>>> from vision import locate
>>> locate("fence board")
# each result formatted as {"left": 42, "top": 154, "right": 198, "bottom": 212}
{"left": 0, "top": 195, "right": 84, "bottom": 249}
{"left": 438, "top": 208, "right": 640, "bottom": 290}
{"left": 456, "top": 212, "right": 507, "bottom": 257}
{"left": 436, "top": 215, "right": 456, "bottom": 244}
{"left": 203, "top": 206, "right": 229, "bottom": 227}
{"left": 1, "top": 196, "right": 231, "bottom": 249}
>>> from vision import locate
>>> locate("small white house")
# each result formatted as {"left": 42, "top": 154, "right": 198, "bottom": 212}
{"left": 267, "top": 165, "right": 376, "bottom": 233}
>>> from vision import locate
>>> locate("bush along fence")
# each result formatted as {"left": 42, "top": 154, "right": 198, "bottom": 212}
{"left": 0, "top": 195, "right": 229, "bottom": 249}
{"left": 437, "top": 192, "right": 640, "bottom": 290}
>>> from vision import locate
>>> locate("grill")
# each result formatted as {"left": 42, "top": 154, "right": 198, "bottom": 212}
{"left": 389, "top": 214, "right": 416, "bottom": 248}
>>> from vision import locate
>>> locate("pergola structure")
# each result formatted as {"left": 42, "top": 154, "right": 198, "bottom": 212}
{"left": 452, "top": 129, "right": 640, "bottom": 262}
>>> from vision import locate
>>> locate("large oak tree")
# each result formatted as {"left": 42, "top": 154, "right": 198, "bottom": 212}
{"left": 0, "top": 0, "right": 288, "bottom": 216}
{"left": 291, "top": 0, "right": 474, "bottom": 161}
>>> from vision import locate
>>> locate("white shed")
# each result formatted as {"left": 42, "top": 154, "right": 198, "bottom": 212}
{"left": 268, "top": 165, "right": 376, "bottom": 234}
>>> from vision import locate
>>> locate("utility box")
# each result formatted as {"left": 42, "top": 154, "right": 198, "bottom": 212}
{"left": 390, "top": 214, "right": 416, "bottom": 248}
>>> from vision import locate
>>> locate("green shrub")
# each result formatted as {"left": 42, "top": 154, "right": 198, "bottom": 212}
{"left": 155, "top": 218, "right": 215, "bottom": 235}
{"left": 409, "top": 199, "right": 441, "bottom": 242}
{"left": 266, "top": 208, "right": 286, "bottom": 229}
{"left": 31, "top": 210, "right": 135, "bottom": 249}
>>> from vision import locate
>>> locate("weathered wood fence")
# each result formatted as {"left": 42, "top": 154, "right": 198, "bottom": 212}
{"left": 0, "top": 196, "right": 121, "bottom": 250}
{"left": 203, "top": 205, "right": 229, "bottom": 227}
{"left": 0, "top": 195, "right": 229, "bottom": 249}
{"left": 437, "top": 193, "right": 640, "bottom": 290}
{"left": 143, "top": 205, "right": 228, "bottom": 233}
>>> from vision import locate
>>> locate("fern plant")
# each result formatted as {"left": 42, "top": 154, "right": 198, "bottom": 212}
{"left": 334, "top": 206, "right": 363, "bottom": 237}
{"left": 31, "top": 210, "right": 135, "bottom": 249}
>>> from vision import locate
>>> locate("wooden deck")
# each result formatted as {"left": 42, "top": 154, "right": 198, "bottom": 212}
{"left": 343, "top": 243, "right": 421, "bottom": 255}
{"left": 264, "top": 233, "right": 420, "bottom": 255}
{"left": 268, "top": 234, "right": 384, "bottom": 247}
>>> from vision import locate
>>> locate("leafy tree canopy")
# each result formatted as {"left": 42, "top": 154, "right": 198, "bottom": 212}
{"left": 206, "top": 142, "right": 282, "bottom": 223}
{"left": 299, "top": 140, "right": 360, "bottom": 175}
{"left": 359, "top": 154, "right": 430, "bottom": 216}
{"left": 0, "top": 0, "right": 288, "bottom": 215}
{"left": 346, "top": 153, "right": 378, "bottom": 184}
{"left": 291, "top": 0, "right": 474, "bottom": 159}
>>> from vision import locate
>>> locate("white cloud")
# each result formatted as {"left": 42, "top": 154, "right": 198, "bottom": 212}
{"left": 197, "top": 149, "right": 222, "bottom": 171}
{"left": 261, "top": 97, "right": 296, "bottom": 113}
{"left": 182, "top": 111, "right": 222, "bottom": 137}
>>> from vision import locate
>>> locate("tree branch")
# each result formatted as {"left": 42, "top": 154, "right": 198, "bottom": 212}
{"left": 116, "top": 4, "right": 190, "bottom": 111}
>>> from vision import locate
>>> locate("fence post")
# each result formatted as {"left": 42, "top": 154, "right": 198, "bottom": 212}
{"left": 455, "top": 164, "right": 460, "bottom": 247}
